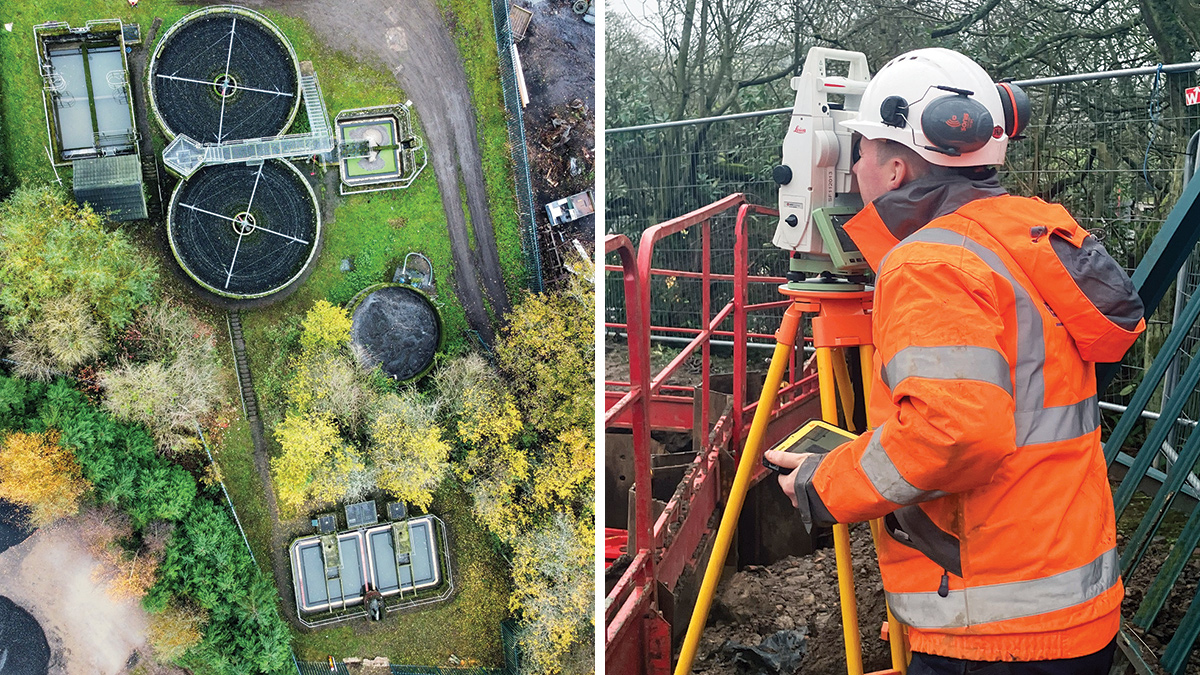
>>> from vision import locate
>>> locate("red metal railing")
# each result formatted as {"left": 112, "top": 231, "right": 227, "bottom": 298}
{"left": 604, "top": 195, "right": 822, "bottom": 673}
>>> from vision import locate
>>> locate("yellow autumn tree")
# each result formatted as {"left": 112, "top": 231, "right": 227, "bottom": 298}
{"left": 530, "top": 427, "right": 593, "bottom": 512}
{"left": 436, "top": 354, "right": 532, "bottom": 541}
{"left": 511, "top": 512, "right": 595, "bottom": 675}
{"left": 495, "top": 286, "right": 594, "bottom": 438}
{"left": 368, "top": 392, "right": 450, "bottom": 511}
{"left": 0, "top": 430, "right": 90, "bottom": 526}
{"left": 300, "top": 300, "right": 352, "bottom": 354}
{"left": 271, "top": 413, "right": 344, "bottom": 510}
{"left": 148, "top": 604, "right": 207, "bottom": 662}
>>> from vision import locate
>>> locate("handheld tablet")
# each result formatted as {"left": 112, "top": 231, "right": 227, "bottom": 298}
{"left": 761, "top": 419, "right": 858, "bottom": 474}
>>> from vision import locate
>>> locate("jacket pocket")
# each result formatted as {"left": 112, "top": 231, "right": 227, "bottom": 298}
{"left": 884, "top": 504, "right": 963, "bottom": 577}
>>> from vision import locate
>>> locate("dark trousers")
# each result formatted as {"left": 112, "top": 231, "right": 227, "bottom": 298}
{"left": 908, "top": 639, "right": 1116, "bottom": 675}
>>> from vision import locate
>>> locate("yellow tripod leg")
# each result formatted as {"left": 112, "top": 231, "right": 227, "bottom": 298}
{"left": 832, "top": 348, "right": 856, "bottom": 431}
{"left": 819, "top": 347, "right": 864, "bottom": 675}
{"left": 672, "top": 304, "right": 804, "bottom": 675}
{"left": 859, "top": 343, "right": 909, "bottom": 674}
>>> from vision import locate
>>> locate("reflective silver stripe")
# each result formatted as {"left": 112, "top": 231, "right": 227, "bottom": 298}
{"left": 886, "top": 547, "right": 1119, "bottom": 629}
{"left": 861, "top": 424, "right": 947, "bottom": 505}
{"left": 1016, "top": 396, "right": 1100, "bottom": 446}
{"left": 882, "top": 345, "right": 1012, "bottom": 396}
{"left": 893, "top": 228, "right": 1096, "bottom": 446}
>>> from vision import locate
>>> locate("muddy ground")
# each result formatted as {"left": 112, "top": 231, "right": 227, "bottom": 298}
{"left": 515, "top": 0, "right": 595, "bottom": 281}
{"left": 692, "top": 523, "right": 892, "bottom": 675}
{"left": 677, "top": 499, "right": 1200, "bottom": 675}
{"left": 1120, "top": 528, "right": 1200, "bottom": 675}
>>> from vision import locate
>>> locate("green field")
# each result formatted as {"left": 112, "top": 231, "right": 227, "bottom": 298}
{"left": 0, "top": 0, "right": 523, "bottom": 668}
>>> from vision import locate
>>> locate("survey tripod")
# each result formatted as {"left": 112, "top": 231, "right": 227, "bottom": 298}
{"left": 673, "top": 284, "right": 909, "bottom": 675}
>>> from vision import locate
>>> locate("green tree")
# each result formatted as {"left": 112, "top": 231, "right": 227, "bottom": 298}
{"left": 0, "top": 186, "right": 156, "bottom": 331}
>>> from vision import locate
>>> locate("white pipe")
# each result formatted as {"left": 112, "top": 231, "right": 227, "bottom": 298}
{"left": 511, "top": 44, "right": 529, "bottom": 108}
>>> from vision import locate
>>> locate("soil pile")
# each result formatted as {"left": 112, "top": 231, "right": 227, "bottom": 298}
{"left": 0, "top": 499, "right": 33, "bottom": 554}
{"left": 693, "top": 523, "right": 893, "bottom": 675}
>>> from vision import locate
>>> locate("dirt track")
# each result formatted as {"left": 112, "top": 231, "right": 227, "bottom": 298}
{"left": 238, "top": 0, "right": 513, "bottom": 342}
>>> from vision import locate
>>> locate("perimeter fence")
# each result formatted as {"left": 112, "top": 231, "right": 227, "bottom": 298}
{"left": 490, "top": 0, "right": 543, "bottom": 292}
{"left": 605, "top": 62, "right": 1200, "bottom": 436}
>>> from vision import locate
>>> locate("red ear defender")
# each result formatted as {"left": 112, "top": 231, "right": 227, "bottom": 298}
{"left": 996, "top": 82, "right": 1031, "bottom": 138}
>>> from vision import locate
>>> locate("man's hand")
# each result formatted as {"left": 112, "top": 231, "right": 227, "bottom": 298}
{"left": 763, "top": 450, "right": 816, "bottom": 509}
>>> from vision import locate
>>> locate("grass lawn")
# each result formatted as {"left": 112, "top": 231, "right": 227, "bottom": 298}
{"left": 208, "top": 413, "right": 276, "bottom": 579}
{"left": 438, "top": 0, "right": 529, "bottom": 296}
{"left": 290, "top": 479, "right": 513, "bottom": 666}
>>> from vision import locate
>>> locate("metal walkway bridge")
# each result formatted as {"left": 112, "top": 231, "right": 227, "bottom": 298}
{"left": 163, "top": 69, "right": 332, "bottom": 178}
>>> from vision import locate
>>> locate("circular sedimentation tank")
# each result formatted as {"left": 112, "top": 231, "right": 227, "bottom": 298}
{"left": 351, "top": 284, "right": 443, "bottom": 381}
{"left": 148, "top": 6, "right": 300, "bottom": 142}
{"left": 168, "top": 160, "right": 320, "bottom": 299}
{"left": 0, "top": 596, "right": 50, "bottom": 675}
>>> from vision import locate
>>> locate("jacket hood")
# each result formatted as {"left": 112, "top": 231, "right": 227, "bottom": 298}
{"left": 843, "top": 172, "right": 1007, "bottom": 272}
{"left": 844, "top": 175, "right": 1145, "bottom": 362}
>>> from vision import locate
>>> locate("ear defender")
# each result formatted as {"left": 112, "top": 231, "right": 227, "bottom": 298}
{"left": 920, "top": 94, "right": 994, "bottom": 155}
{"left": 996, "top": 82, "right": 1031, "bottom": 138}
{"left": 879, "top": 96, "right": 909, "bottom": 128}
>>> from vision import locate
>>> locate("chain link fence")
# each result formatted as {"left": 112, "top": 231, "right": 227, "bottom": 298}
{"left": 605, "top": 65, "right": 1200, "bottom": 428}
{"left": 490, "top": 0, "right": 543, "bottom": 292}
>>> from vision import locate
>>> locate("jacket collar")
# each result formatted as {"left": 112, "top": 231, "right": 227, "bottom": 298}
{"left": 843, "top": 171, "right": 1008, "bottom": 272}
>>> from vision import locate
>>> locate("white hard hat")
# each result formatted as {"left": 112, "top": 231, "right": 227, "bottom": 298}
{"left": 842, "top": 48, "right": 1028, "bottom": 167}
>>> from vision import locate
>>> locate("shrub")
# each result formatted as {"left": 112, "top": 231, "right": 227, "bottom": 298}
{"left": 14, "top": 295, "right": 105, "bottom": 378}
{"left": 100, "top": 305, "right": 221, "bottom": 454}
{"left": 148, "top": 604, "right": 208, "bottom": 663}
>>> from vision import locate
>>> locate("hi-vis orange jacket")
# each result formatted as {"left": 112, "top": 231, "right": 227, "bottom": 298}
{"left": 790, "top": 173, "right": 1145, "bottom": 662}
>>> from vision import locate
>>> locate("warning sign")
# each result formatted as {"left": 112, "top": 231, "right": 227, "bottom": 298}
{"left": 1187, "top": 86, "right": 1200, "bottom": 106}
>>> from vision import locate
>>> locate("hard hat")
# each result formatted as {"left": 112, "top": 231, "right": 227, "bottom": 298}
{"left": 841, "top": 48, "right": 1029, "bottom": 167}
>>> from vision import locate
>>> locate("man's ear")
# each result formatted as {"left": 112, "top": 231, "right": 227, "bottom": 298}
{"left": 885, "top": 157, "right": 910, "bottom": 191}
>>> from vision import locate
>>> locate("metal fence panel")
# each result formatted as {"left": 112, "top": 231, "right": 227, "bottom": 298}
{"left": 490, "top": 0, "right": 543, "bottom": 291}
{"left": 605, "top": 67, "right": 1200, "bottom": 429}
